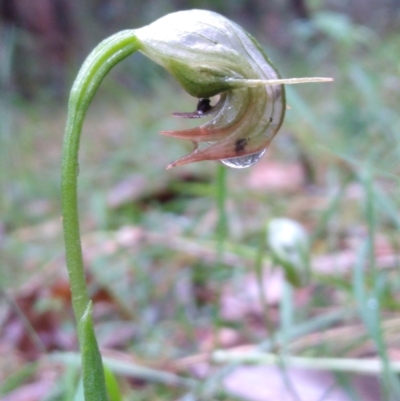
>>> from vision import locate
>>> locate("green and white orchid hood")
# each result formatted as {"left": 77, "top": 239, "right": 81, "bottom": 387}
{"left": 136, "top": 9, "right": 285, "bottom": 168}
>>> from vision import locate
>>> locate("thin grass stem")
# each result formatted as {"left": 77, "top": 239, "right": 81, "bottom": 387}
{"left": 212, "top": 351, "right": 400, "bottom": 375}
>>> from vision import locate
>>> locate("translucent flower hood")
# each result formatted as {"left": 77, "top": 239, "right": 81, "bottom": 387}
{"left": 134, "top": 10, "right": 331, "bottom": 169}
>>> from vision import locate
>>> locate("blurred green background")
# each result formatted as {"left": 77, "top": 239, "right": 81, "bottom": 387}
{"left": 1, "top": 1, "right": 400, "bottom": 400}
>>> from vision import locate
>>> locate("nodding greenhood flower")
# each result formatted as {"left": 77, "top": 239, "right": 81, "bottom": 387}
{"left": 133, "top": 10, "right": 332, "bottom": 169}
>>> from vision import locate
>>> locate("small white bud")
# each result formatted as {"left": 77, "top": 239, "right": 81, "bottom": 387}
{"left": 267, "top": 218, "right": 310, "bottom": 287}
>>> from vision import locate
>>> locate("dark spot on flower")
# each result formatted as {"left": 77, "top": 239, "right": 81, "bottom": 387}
{"left": 172, "top": 98, "right": 213, "bottom": 118}
{"left": 196, "top": 98, "right": 212, "bottom": 114}
{"left": 235, "top": 138, "right": 248, "bottom": 153}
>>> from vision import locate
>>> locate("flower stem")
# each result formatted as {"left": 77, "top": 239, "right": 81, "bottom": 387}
{"left": 61, "top": 30, "right": 141, "bottom": 401}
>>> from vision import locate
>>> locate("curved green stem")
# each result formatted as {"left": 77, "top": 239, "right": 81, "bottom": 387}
{"left": 61, "top": 30, "right": 141, "bottom": 401}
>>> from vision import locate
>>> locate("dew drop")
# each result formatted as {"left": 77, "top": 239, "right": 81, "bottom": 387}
{"left": 220, "top": 148, "right": 266, "bottom": 169}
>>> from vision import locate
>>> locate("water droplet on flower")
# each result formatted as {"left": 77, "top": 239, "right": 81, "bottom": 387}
{"left": 220, "top": 149, "right": 266, "bottom": 169}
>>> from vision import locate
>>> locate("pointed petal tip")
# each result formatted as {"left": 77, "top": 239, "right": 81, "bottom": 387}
{"left": 160, "top": 129, "right": 198, "bottom": 139}
{"left": 160, "top": 129, "right": 202, "bottom": 140}
{"left": 165, "top": 149, "right": 204, "bottom": 169}
{"left": 160, "top": 126, "right": 233, "bottom": 142}
{"left": 159, "top": 130, "right": 174, "bottom": 137}
{"left": 165, "top": 158, "right": 188, "bottom": 169}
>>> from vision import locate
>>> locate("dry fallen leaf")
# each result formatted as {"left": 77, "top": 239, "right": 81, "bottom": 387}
{"left": 246, "top": 159, "right": 305, "bottom": 193}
